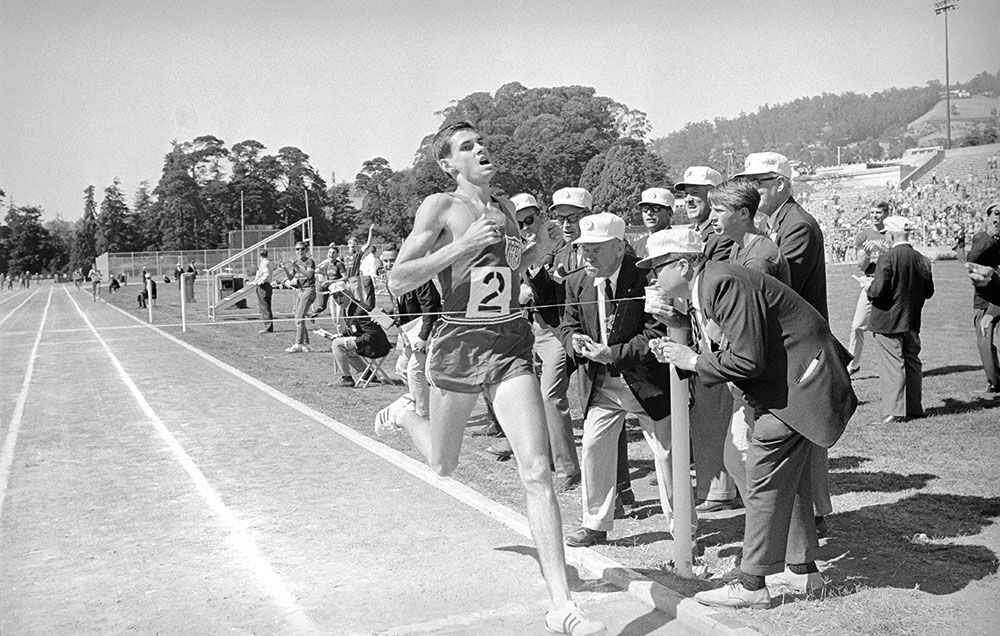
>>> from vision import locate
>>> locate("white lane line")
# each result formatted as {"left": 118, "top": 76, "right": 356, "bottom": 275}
{"left": 61, "top": 286, "right": 319, "bottom": 634}
{"left": 380, "top": 601, "right": 543, "bottom": 635}
{"left": 97, "top": 295, "right": 534, "bottom": 538}
{"left": 0, "top": 290, "right": 28, "bottom": 307}
{"left": 0, "top": 286, "right": 53, "bottom": 519}
{"left": 0, "top": 289, "right": 40, "bottom": 328}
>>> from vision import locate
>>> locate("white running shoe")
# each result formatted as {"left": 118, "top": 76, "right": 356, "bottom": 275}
{"left": 374, "top": 395, "right": 414, "bottom": 434}
{"left": 544, "top": 601, "right": 606, "bottom": 636}
{"left": 285, "top": 344, "right": 303, "bottom": 353}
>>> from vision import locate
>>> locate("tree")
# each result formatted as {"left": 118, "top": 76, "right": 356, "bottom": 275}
{"left": 133, "top": 181, "right": 159, "bottom": 250}
{"left": 153, "top": 144, "right": 205, "bottom": 250}
{"left": 580, "top": 140, "right": 673, "bottom": 222}
{"left": 276, "top": 146, "right": 330, "bottom": 243}
{"left": 71, "top": 185, "right": 98, "bottom": 270}
{"left": 96, "top": 178, "right": 133, "bottom": 254}
{"left": 43, "top": 215, "right": 75, "bottom": 272}
{"left": 4, "top": 205, "right": 59, "bottom": 275}
{"left": 323, "top": 181, "right": 361, "bottom": 245}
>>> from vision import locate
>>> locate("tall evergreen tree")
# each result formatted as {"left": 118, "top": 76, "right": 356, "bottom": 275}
{"left": 71, "top": 185, "right": 99, "bottom": 269}
{"left": 96, "top": 178, "right": 132, "bottom": 254}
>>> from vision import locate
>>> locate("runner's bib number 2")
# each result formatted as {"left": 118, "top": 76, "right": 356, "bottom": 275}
{"left": 465, "top": 266, "right": 512, "bottom": 319}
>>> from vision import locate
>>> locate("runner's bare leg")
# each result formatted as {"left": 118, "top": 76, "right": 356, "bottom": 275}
{"left": 489, "top": 373, "right": 571, "bottom": 608}
{"left": 395, "top": 388, "right": 476, "bottom": 476}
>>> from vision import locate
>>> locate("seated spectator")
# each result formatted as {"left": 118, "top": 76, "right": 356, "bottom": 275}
{"left": 326, "top": 279, "right": 392, "bottom": 387}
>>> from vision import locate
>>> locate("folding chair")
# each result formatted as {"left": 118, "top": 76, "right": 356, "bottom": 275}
{"left": 355, "top": 355, "right": 392, "bottom": 388}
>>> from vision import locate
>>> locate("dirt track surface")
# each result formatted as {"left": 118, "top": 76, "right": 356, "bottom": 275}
{"left": 0, "top": 284, "right": 689, "bottom": 635}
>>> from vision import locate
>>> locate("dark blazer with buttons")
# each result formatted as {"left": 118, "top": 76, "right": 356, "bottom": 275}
{"left": 558, "top": 252, "right": 672, "bottom": 420}
{"left": 693, "top": 261, "right": 856, "bottom": 448}
{"left": 867, "top": 243, "right": 934, "bottom": 335}
{"left": 342, "top": 301, "right": 392, "bottom": 359}
{"left": 394, "top": 280, "right": 441, "bottom": 342}
{"left": 768, "top": 197, "right": 829, "bottom": 320}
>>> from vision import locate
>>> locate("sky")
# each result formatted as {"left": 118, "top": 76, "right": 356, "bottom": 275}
{"left": 1, "top": 0, "right": 998, "bottom": 222}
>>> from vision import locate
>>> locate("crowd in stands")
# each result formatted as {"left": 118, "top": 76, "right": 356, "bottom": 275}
{"left": 814, "top": 152, "right": 1000, "bottom": 262}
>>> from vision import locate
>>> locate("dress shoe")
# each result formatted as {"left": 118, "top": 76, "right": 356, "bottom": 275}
{"left": 694, "top": 579, "right": 770, "bottom": 610}
{"left": 553, "top": 473, "right": 581, "bottom": 492}
{"left": 544, "top": 601, "right": 607, "bottom": 636}
{"left": 565, "top": 527, "right": 607, "bottom": 548}
{"left": 879, "top": 415, "right": 906, "bottom": 424}
{"left": 766, "top": 568, "right": 826, "bottom": 596}
{"left": 696, "top": 498, "right": 740, "bottom": 513}
{"left": 339, "top": 376, "right": 356, "bottom": 387}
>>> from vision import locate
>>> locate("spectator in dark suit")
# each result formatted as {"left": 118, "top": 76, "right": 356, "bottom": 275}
{"left": 558, "top": 212, "right": 695, "bottom": 547}
{"left": 647, "top": 227, "right": 856, "bottom": 609}
{"left": 735, "top": 151, "right": 832, "bottom": 536}
{"left": 327, "top": 279, "right": 392, "bottom": 387}
{"left": 966, "top": 203, "right": 1000, "bottom": 393}
{"left": 867, "top": 215, "right": 935, "bottom": 423}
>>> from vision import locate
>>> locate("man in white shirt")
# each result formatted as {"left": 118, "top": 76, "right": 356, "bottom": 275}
{"left": 254, "top": 249, "right": 274, "bottom": 333}
{"left": 358, "top": 246, "right": 381, "bottom": 309}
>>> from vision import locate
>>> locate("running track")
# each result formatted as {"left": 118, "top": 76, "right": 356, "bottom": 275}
{"left": 0, "top": 283, "right": 695, "bottom": 635}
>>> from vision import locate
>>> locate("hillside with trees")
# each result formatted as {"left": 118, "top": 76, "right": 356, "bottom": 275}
{"left": 650, "top": 70, "right": 1000, "bottom": 176}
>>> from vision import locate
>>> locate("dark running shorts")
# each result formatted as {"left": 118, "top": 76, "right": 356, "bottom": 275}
{"left": 426, "top": 316, "right": 535, "bottom": 394}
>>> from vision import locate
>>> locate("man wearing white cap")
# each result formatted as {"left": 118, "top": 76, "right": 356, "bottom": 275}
{"left": 379, "top": 122, "right": 605, "bottom": 635}
{"left": 513, "top": 192, "right": 581, "bottom": 490}
{"left": 641, "top": 227, "right": 856, "bottom": 609}
{"left": 676, "top": 166, "right": 733, "bottom": 262}
{"left": 867, "top": 215, "right": 934, "bottom": 424}
{"left": 675, "top": 165, "right": 740, "bottom": 514}
{"left": 735, "top": 151, "right": 833, "bottom": 535}
{"left": 558, "top": 212, "right": 695, "bottom": 548}
{"left": 735, "top": 152, "right": 827, "bottom": 318}
{"left": 632, "top": 187, "right": 674, "bottom": 259}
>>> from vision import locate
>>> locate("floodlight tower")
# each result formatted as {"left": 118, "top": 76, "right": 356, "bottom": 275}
{"left": 934, "top": 0, "right": 959, "bottom": 149}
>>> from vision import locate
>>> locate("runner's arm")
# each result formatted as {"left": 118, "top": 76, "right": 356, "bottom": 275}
{"left": 389, "top": 194, "right": 497, "bottom": 296}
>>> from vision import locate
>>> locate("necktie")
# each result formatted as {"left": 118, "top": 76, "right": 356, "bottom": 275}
{"left": 604, "top": 279, "right": 616, "bottom": 343}
{"left": 689, "top": 306, "right": 705, "bottom": 353}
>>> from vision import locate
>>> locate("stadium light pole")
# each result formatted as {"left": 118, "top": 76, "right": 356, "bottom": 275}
{"left": 934, "top": 0, "right": 959, "bottom": 150}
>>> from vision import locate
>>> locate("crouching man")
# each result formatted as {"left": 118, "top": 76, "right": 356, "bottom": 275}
{"left": 644, "top": 227, "right": 856, "bottom": 609}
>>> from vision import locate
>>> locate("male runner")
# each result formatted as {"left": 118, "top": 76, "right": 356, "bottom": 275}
{"left": 375, "top": 121, "right": 605, "bottom": 636}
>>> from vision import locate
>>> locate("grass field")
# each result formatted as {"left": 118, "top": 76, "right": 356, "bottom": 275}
{"left": 97, "top": 260, "right": 1000, "bottom": 635}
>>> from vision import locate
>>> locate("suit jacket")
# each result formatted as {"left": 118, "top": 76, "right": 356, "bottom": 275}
{"left": 342, "top": 301, "right": 392, "bottom": 359}
{"left": 867, "top": 243, "right": 934, "bottom": 334}
{"left": 558, "top": 253, "right": 672, "bottom": 420}
{"left": 767, "top": 197, "right": 828, "bottom": 320}
{"left": 967, "top": 231, "right": 1000, "bottom": 312}
{"left": 975, "top": 271, "right": 1000, "bottom": 306}
{"left": 394, "top": 280, "right": 441, "bottom": 342}
{"left": 693, "top": 261, "right": 856, "bottom": 448}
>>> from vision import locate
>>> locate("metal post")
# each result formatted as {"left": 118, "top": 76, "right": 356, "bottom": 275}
{"left": 934, "top": 0, "right": 959, "bottom": 150}
{"left": 669, "top": 364, "right": 693, "bottom": 577}
{"left": 146, "top": 276, "right": 154, "bottom": 323}
{"left": 180, "top": 271, "right": 187, "bottom": 332}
